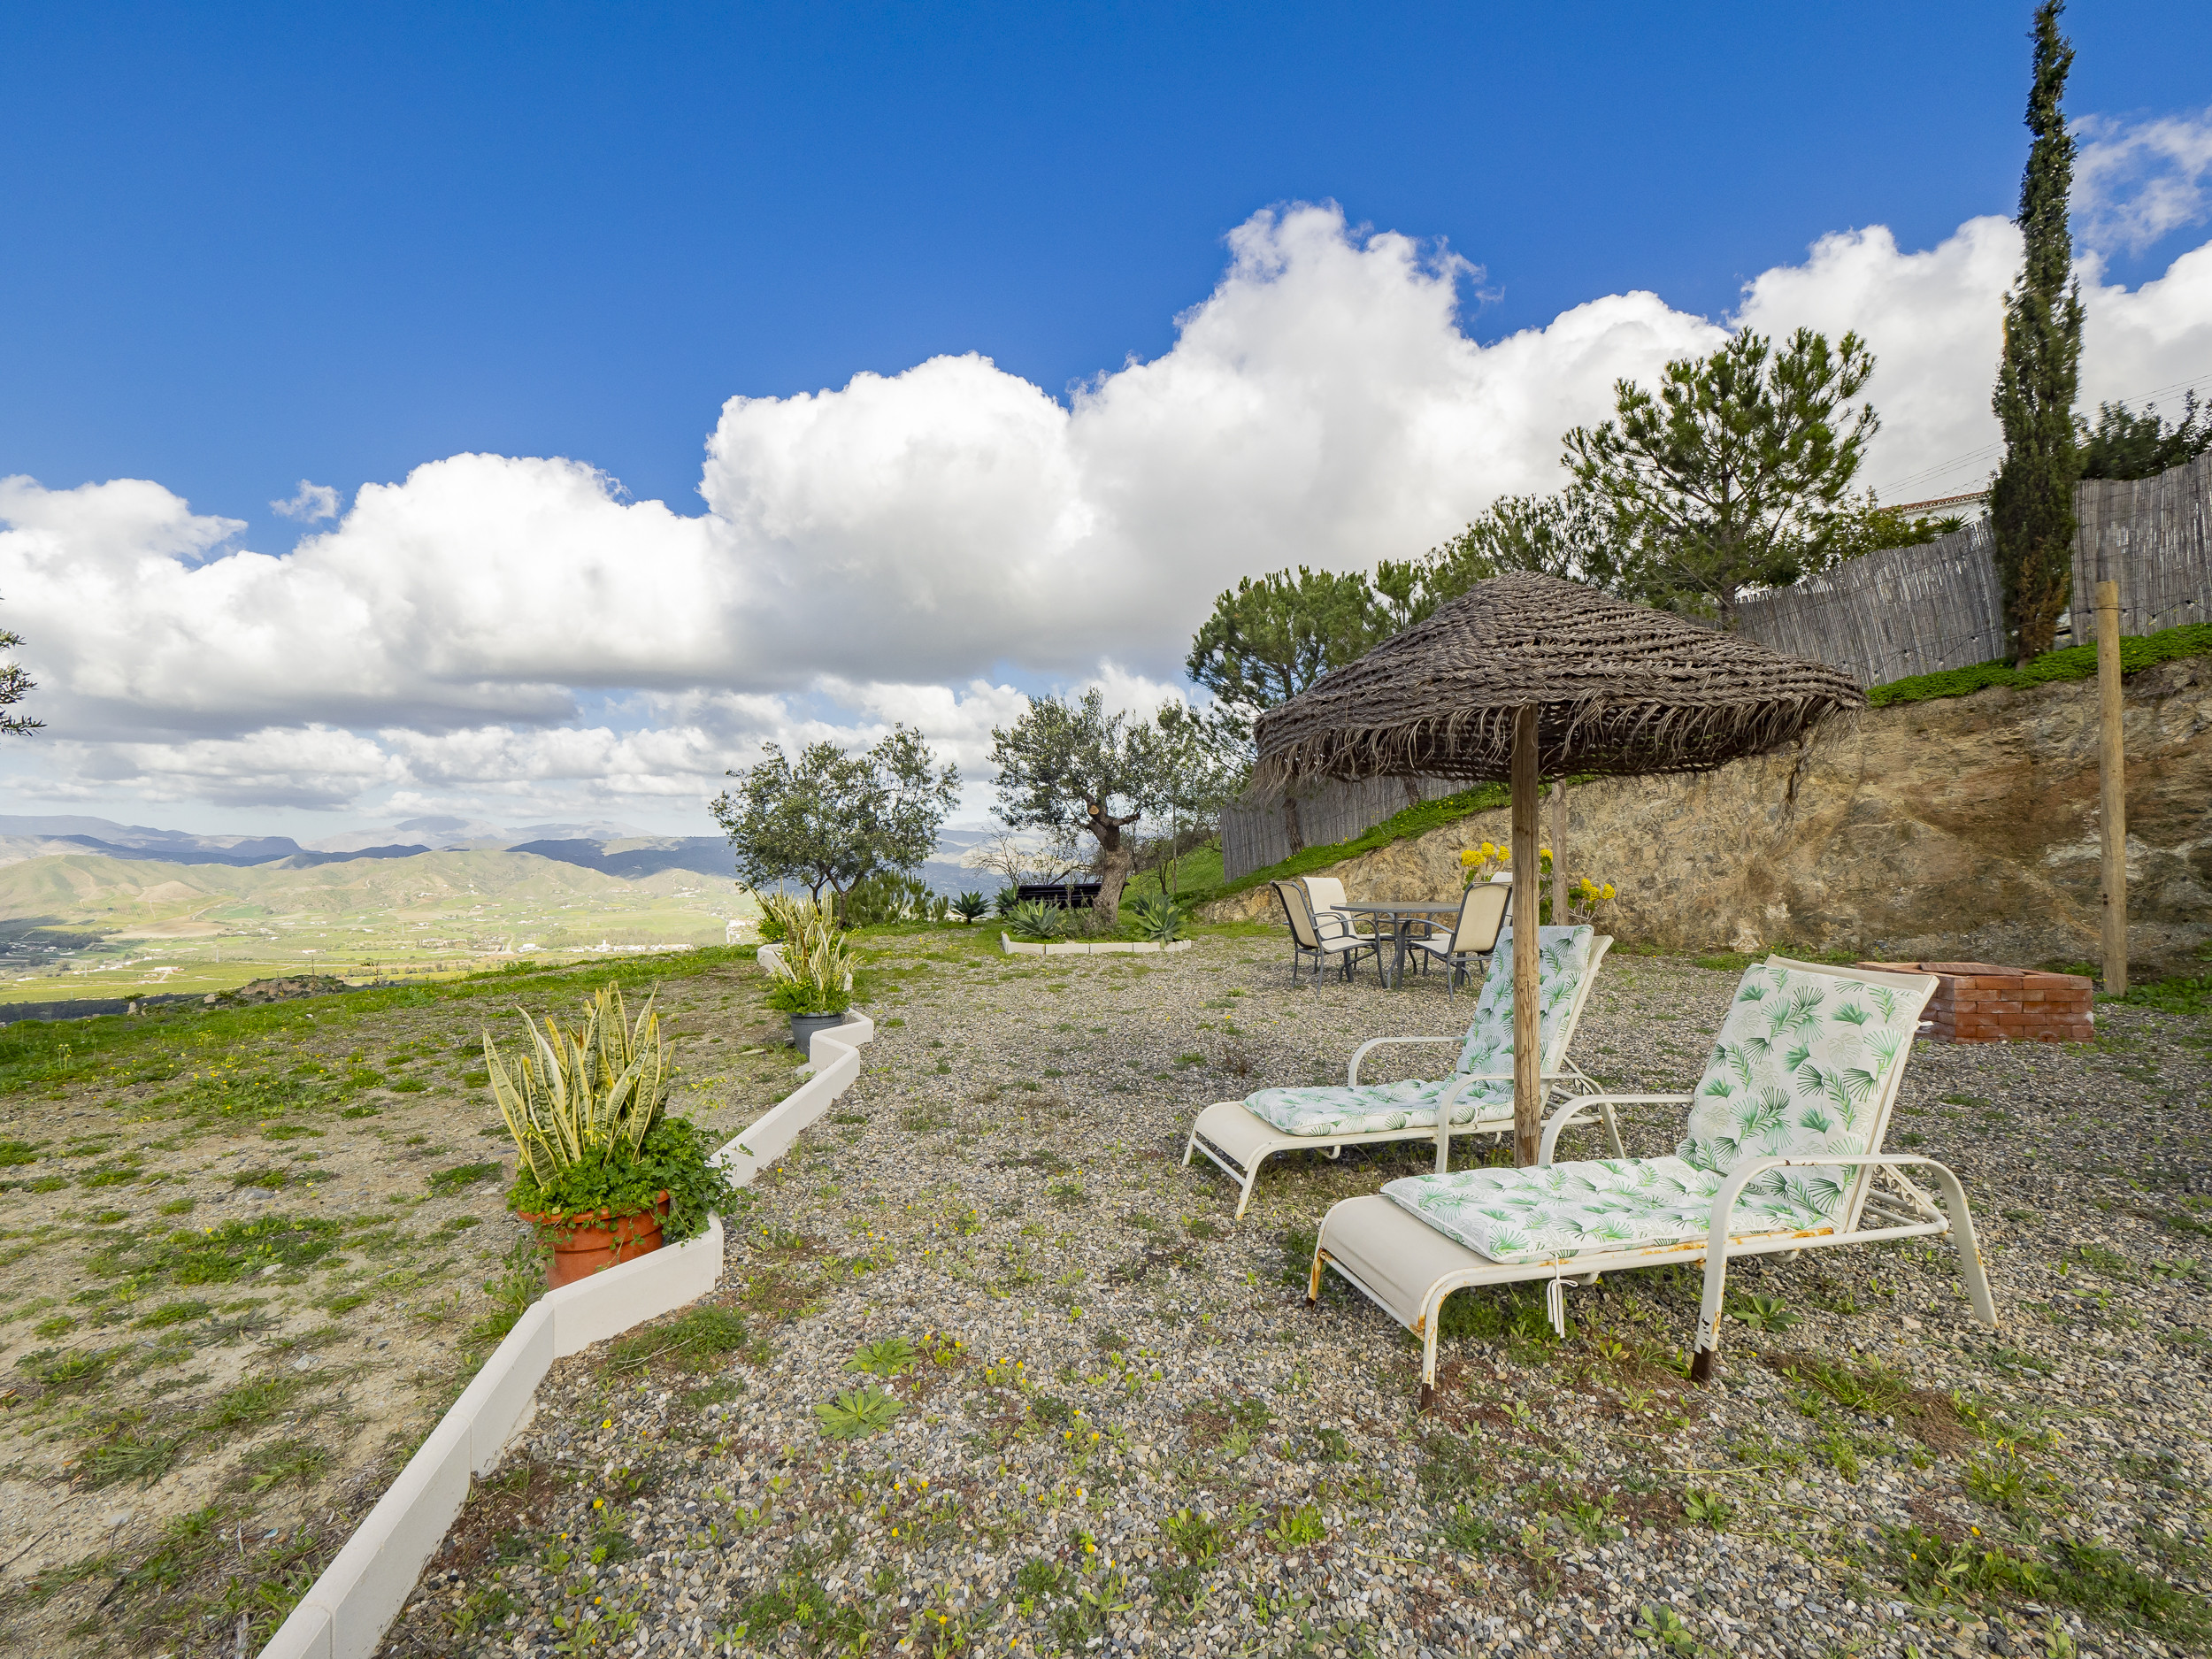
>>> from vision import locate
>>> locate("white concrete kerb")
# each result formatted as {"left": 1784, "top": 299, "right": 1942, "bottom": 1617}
{"left": 257, "top": 1012, "right": 877, "bottom": 1659}
{"left": 998, "top": 933, "right": 1194, "bottom": 956}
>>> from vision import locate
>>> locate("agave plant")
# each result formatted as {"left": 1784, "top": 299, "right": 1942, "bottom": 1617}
{"left": 485, "top": 984, "right": 669, "bottom": 1187}
{"left": 950, "top": 890, "right": 988, "bottom": 925}
{"left": 1006, "top": 900, "right": 1067, "bottom": 941}
{"left": 1125, "top": 892, "right": 1186, "bottom": 943}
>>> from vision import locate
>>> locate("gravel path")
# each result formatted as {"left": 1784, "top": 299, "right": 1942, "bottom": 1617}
{"left": 386, "top": 932, "right": 2212, "bottom": 1658}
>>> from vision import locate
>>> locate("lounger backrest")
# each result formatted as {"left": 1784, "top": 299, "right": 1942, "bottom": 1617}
{"left": 1454, "top": 925, "right": 1598, "bottom": 1077}
{"left": 1274, "top": 880, "right": 1322, "bottom": 949}
{"left": 1674, "top": 959, "right": 1939, "bottom": 1233}
{"left": 1450, "top": 883, "right": 1509, "bottom": 955}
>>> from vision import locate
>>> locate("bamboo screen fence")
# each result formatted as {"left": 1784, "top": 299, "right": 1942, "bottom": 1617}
{"left": 1732, "top": 519, "right": 2008, "bottom": 688}
{"left": 1220, "top": 772, "right": 1462, "bottom": 880}
{"left": 2073, "top": 449, "right": 2212, "bottom": 634}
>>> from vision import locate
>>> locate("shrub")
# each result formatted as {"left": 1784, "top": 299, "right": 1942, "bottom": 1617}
{"left": 951, "top": 891, "right": 989, "bottom": 925}
{"left": 760, "top": 897, "right": 856, "bottom": 1015}
{"left": 1124, "top": 893, "right": 1187, "bottom": 943}
{"left": 1007, "top": 901, "right": 1068, "bottom": 941}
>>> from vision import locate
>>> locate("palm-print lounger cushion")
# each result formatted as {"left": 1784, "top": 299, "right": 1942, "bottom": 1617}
{"left": 1379, "top": 961, "right": 1919, "bottom": 1263}
{"left": 1240, "top": 926, "right": 1594, "bottom": 1139}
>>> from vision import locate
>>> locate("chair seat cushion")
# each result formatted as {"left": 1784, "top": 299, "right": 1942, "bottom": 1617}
{"left": 1379, "top": 1157, "right": 1835, "bottom": 1264}
{"left": 1243, "top": 1075, "right": 1510, "bottom": 1137}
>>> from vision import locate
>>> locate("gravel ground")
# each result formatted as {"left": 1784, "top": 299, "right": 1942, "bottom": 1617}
{"left": 384, "top": 931, "right": 2212, "bottom": 1658}
{"left": 0, "top": 956, "right": 801, "bottom": 1656}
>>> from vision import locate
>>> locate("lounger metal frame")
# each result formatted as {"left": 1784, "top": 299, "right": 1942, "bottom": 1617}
{"left": 1184, "top": 937, "right": 1614, "bottom": 1218}
{"left": 1306, "top": 960, "right": 1998, "bottom": 1402}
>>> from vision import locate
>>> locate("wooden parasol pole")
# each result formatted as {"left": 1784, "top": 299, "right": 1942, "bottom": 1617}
{"left": 2096, "top": 579, "right": 2127, "bottom": 995}
{"left": 1548, "top": 779, "right": 1567, "bottom": 926}
{"left": 1511, "top": 706, "right": 1542, "bottom": 1167}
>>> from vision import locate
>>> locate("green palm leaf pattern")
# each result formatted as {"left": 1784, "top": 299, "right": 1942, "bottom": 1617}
{"left": 1833, "top": 1002, "right": 1870, "bottom": 1026}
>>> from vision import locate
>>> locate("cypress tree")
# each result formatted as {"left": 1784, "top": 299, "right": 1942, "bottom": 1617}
{"left": 1989, "top": 0, "right": 2084, "bottom": 664}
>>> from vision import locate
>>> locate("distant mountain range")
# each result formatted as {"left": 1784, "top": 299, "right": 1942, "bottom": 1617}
{"left": 0, "top": 816, "right": 1006, "bottom": 894}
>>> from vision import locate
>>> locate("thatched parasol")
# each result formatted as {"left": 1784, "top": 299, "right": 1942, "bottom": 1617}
{"left": 1253, "top": 571, "right": 1865, "bottom": 1165}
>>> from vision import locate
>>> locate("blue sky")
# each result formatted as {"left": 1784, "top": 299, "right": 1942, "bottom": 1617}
{"left": 6, "top": 0, "right": 2208, "bottom": 538}
{"left": 3, "top": 1, "right": 2210, "bottom": 837}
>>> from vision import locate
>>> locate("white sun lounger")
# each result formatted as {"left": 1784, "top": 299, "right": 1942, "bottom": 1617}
{"left": 1185, "top": 926, "right": 1614, "bottom": 1218}
{"left": 1309, "top": 957, "right": 1997, "bottom": 1404}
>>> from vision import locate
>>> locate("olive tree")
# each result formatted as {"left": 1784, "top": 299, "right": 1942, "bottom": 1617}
{"left": 711, "top": 725, "right": 957, "bottom": 919}
{"left": 989, "top": 689, "right": 1165, "bottom": 925}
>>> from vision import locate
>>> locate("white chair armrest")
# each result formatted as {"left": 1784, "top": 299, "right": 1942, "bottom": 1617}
{"left": 1692, "top": 1153, "right": 1994, "bottom": 1357}
{"left": 1536, "top": 1093, "right": 1694, "bottom": 1164}
{"left": 1347, "top": 1033, "right": 1464, "bottom": 1085}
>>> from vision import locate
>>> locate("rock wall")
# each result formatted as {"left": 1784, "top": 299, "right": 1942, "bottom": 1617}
{"left": 1201, "top": 656, "right": 2212, "bottom": 974}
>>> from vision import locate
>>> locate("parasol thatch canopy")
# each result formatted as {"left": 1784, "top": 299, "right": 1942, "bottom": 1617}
{"left": 1252, "top": 571, "right": 1865, "bottom": 793}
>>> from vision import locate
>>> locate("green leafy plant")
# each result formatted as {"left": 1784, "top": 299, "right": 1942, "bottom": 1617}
{"left": 1163, "top": 1508, "right": 1225, "bottom": 1563}
{"left": 813, "top": 1384, "right": 902, "bottom": 1440}
{"left": 951, "top": 890, "right": 989, "bottom": 924}
{"left": 1682, "top": 1488, "right": 1733, "bottom": 1531}
{"left": 1636, "top": 1603, "right": 1701, "bottom": 1654}
{"left": 485, "top": 983, "right": 667, "bottom": 1184}
{"left": 847, "top": 1337, "right": 918, "bottom": 1379}
{"left": 488, "top": 980, "right": 738, "bottom": 1243}
{"left": 758, "top": 895, "right": 856, "bottom": 1014}
{"left": 1266, "top": 1503, "right": 1325, "bottom": 1547}
{"left": 1725, "top": 1291, "right": 1798, "bottom": 1333}
{"left": 1006, "top": 900, "right": 1068, "bottom": 941}
{"left": 1124, "top": 892, "right": 1187, "bottom": 942}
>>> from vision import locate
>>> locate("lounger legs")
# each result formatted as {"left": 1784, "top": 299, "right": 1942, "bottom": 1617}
{"left": 1687, "top": 1164, "right": 1999, "bottom": 1386}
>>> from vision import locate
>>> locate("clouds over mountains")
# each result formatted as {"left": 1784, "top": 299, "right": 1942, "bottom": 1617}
{"left": 4, "top": 197, "right": 2210, "bottom": 822}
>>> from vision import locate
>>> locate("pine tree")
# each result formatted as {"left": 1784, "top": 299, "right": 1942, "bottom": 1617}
{"left": 1989, "top": 0, "right": 2084, "bottom": 664}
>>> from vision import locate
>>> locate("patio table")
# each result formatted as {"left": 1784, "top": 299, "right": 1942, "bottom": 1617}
{"left": 1339, "top": 901, "right": 1463, "bottom": 989}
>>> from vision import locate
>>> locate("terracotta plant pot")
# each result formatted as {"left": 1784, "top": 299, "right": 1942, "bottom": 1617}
{"left": 521, "top": 1192, "right": 671, "bottom": 1287}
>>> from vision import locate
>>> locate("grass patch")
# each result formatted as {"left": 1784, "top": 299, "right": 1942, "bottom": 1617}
{"left": 603, "top": 1304, "right": 751, "bottom": 1375}
{"left": 1165, "top": 781, "right": 1516, "bottom": 908}
{"left": 1866, "top": 621, "right": 2212, "bottom": 709}
{"left": 426, "top": 1161, "right": 502, "bottom": 1195}
{"left": 92, "top": 1213, "right": 343, "bottom": 1286}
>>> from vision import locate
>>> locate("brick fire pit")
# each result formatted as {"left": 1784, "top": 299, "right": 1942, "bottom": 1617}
{"left": 1855, "top": 960, "right": 2095, "bottom": 1043}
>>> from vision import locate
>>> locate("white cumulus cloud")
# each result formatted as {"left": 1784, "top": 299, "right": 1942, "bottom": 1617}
{"left": 271, "top": 479, "right": 342, "bottom": 522}
{"left": 2, "top": 196, "right": 2209, "bottom": 826}
{"left": 2077, "top": 109, "right": 2212, "bottom": 256}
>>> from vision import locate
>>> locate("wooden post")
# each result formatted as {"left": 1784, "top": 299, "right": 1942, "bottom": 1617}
{"left": 1548, "top": 779, "right": 1566, "bottom": 926}
{"left": 2097, "top": 579, "right": 2127, "bottom": 997}
{"left": 1511, "top": 706, "right": 1542, "bottom": 1168}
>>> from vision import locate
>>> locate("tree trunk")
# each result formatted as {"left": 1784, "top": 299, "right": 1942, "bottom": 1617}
{"left": 1087, "top": 806, "right": 1141, "bottom": 925}
{"left": 1282, "top": 795, "right": 1304, "bottom": 854}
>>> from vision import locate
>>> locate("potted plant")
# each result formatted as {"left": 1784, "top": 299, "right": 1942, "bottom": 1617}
{"left": 486, "top": 982, "right": 740, "bottom": 1287}
{"left": 759, "top": 895, "right": 856, "bottom": 1049}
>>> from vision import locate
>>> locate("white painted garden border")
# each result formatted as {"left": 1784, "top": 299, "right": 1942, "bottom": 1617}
{"left": 998, "top": 933, "right": 1194, "bottom": 956}
{"left": 260, "top": 1012, "right": 877, "bottom": 1659}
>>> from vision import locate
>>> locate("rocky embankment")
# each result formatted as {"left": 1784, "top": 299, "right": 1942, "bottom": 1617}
{"left": 1203, "top": 655, "right": 2212, "bottom": 973}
